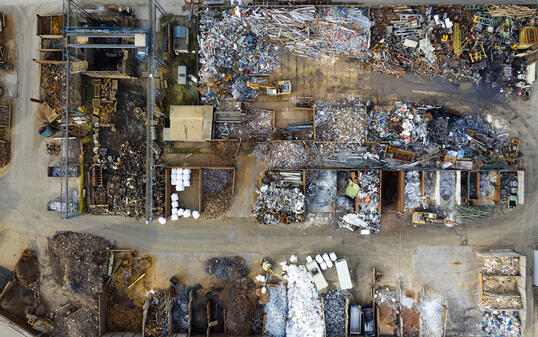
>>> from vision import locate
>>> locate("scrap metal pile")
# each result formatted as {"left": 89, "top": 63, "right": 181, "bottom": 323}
{"left": 339, "top": 170, "right": 381, "bottom": 234}
{"left": 49, "top": 231, "right": 111, "bottom": 297}
{"left": 198, "top": 7, "right": 281, "bottom": 104}
{"left": 315, "top": 100, "right": 368, "bottom": 143}
{"left": 404, "top": 171, "right": 424, "bottom": 211}
{"left": 202, "top": 169, "right": 234, "bottom": 219}
{"left": 322, "top": 290, "right": 348, "bottom": 337}
{"left": 481, "top": 310, "right": 521, "bottom": 337}
{"left": 215, "top": 108, "right": 273, "bottom": 139}
{"left": 199, "top": 5, "right": 536, "bottom": 101}
{"left": 247, "top": 6, "right": 372, "bottom": 59}
{"left": 252, "top": 141, "right": 310, "bottom": 169}
{"left": 264, "top": 284, "right": 288, "bottom": 337}
{"left": 370, "top": 5, "right": 537, "bottom": 97}
{"left": 282, "top": 263, "right": 325, "bottom": 337}
{"left": 252, "top": 180, "right": 305, "bottom": 224}
{"left": 143, "top": 290, "right": 170, "bottom": 337}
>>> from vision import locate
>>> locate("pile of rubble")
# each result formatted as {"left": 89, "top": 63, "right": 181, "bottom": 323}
{"left": 48, "top": 232, "right": 111, "bottom": 297}
{"left": 322, "top": 290, "right": 348, "bottom": 337}
{"left": 252, "top": 181, "right": 305, "bottom": 224}
{"left": 315, "top": 100, "right": 368, "bottom": 143}
{"left": 264, "top": 284, "right": 288, "bottom": 337}
{"left": 283, "top": 264, "right": 325, "bottom": 337}
{"left": 201, "top": 169, "right": 234, "bottom": 219}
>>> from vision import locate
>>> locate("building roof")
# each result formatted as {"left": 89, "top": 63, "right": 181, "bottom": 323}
{"left": 164, "top": 105, "right": 213, "bottom": 142}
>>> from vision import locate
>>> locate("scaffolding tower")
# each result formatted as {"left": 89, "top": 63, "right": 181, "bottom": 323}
{"left": 61, "top": 0, "right": 166, "bottom": 221}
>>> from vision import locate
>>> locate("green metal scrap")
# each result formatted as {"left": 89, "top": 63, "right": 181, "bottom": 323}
{"left": 456, "top": 205, "right": 489, "bottom": 220}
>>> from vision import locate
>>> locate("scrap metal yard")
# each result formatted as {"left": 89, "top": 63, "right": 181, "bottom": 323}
{"left": 0, "top": 1, "right": 537, "bottom": 337}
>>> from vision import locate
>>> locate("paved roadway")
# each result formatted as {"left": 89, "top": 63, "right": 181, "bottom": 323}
{"left": 0, "top": 0, "right": 536, "bottom": 336}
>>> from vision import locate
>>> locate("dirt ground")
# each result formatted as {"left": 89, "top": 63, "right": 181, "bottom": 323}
{"left": 0, "top": 1, "right": 537, "bottom": 337}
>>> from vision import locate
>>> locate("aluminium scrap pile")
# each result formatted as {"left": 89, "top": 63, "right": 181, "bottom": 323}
{"left": 198, "top": 7, "right": 281, "bottom": 103}
{"left": 251, "top": 141, "right": 310, "bottom": 169}
{"left": 264, "top": 284, "right": 288, "bottom": 337}
{"left": 253, "top": 181, "right": 305, "bottom": 224}
{"left": 315, "top": 100, "right": 368, "bottom": 143}
{"left": 404, "top": 171, "right": 424, "bottom": 211}
{"left": 247, "top": 7, "right": 372, "bottom": 59}
{"left": 282, "top": 264, "right": 325, "bottom": 337}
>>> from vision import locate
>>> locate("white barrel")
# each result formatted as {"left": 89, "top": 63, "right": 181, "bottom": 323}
{"left": 171, "top": 201, "right": 179, "bottom": 208}
{"left": 183, "top": 168, "right": 191, "bottom": 175}
{"left": 183, "top": 174, "right": 190, "bottom": 181}
{"left": 172, "top": 208, "right": 178, "bottom": 215}
{"left": 177, "top": 185, "right": 185, "bottom": 191}
{"left": 184, "top": 180, "right": 191, "bottom": 187}
{"left": 192, "top": 210, "right": 200, "bottom": 219}
{"left": 171, "top": 193, "right": 179, "bottom": 201}
{"left": 183, "top": 209, "right": 191, "bottom": 218}
{"left": 171, "top": 214, "right": 179, "bottom": 221}
{"left": 158, "top": 217, "right": 167, "bottom": 224}
{"left": 177, "top": 208, "right": 184, "bottom": 217}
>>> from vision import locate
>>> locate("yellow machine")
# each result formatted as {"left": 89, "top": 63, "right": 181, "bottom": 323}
{"left": 506, "top": 138, "right": 520, "bottom": 166}
{"left": 26, "top": 314, "right": 53, "bottom": 334}
{"left": 247, "top": 80, "right": 291, "bottom": 96}
{"left": 519, "top": 26, "right": 538, "bottom": 49}
{"left": 412, "top": 212, "right": 459, "bottom": 227}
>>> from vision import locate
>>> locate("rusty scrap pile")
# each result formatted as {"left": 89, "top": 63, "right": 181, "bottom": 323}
{"left": 49, "top": 231, "right": 111, "bottom": 297}
{"left": 40, "top": 64, "right": 64, "bottom": 112}
{"left": 144, "top": 290, "right": 170, "bottom": 337}
{"left": 201, "top": 169, "right": 234, "bottom": 219}
{"left": 203, "top": 191, "right": 233, "bottom": 219}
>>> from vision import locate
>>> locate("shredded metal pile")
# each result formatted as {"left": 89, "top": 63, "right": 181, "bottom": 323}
{"left": 418, "top": 297, "right": 443, "bottom": 337}
{"left": 202, "top": 169, "right": 233, "bottom": 194}
{"left": 205, "top": 256, "right": 248, "bottom": 280}
{"left": 264, "top": 284, "right": 288, "bottom": 337}
{"left": 253, "top": 181, "right": 305, "bottom": 224}
{"left": 283, "top": 264, "right": 325, "bottom": 337}
{"left": 368, "top": 102, "right": 429, "bottom": 142}
{"left": 306, "top": 170, "right": 337, "bottom": 213}
{"left": 251, "top": 141, "right": 309, "bottom": 169}
{"left": 315, "top": 100, "right": 367, "bottom": 143}
{"left": 322, "top": 290, "right": 348, "bottom": 337}
{"left": 404, "top": 171, "right": 424, "bottom": 211}
{"left": 48, "top": 232, "right": 111, "bottom": 297}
